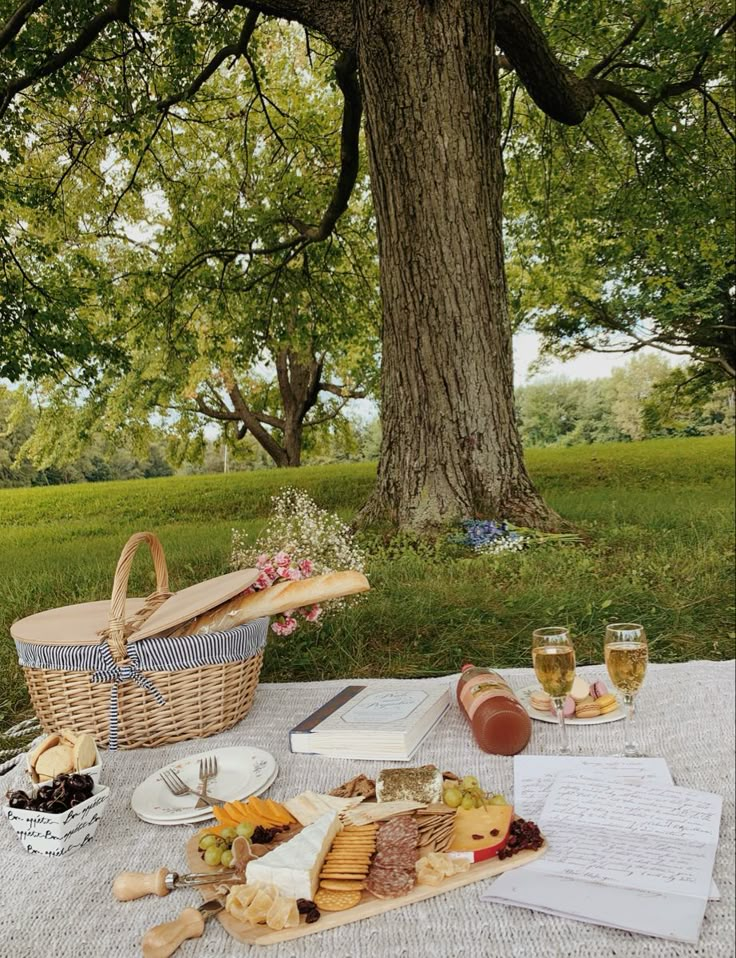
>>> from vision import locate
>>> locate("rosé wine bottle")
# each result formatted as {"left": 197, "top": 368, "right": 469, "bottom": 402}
{"left": 457, "top": 664, "right": 532, "bottom": 755}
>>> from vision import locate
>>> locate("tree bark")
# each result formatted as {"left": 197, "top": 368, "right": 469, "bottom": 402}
{"left": 355, "top": 0, "right": 556, "bottom": 530}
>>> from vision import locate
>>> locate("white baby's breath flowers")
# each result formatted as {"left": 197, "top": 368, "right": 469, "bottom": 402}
{"left": 231, "top": 489, "right": 367, "bottom": 617}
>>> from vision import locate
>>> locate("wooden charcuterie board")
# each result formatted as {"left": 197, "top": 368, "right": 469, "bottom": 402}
{"left": 185, "top": 835, "right": 546, "bottom": 946}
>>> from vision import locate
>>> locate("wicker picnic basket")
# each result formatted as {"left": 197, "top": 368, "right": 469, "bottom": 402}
{"left": 11, "top": 532, "right": 268, "bottom": 750}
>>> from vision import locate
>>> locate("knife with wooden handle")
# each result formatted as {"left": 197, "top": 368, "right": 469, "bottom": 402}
{"left": 141, "top": 899, "right": 224, "bottom": 958}
{"left": 113, "top": 868, "right": 235, "bottom": 901}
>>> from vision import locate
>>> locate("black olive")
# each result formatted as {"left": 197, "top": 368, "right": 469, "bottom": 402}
{"left": 6, "top": 789, "right": 30, "bottom": 804}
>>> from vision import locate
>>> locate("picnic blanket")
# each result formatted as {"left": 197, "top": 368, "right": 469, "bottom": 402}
{"left": 0, "top": 661, "right": 733, "bottom": 958}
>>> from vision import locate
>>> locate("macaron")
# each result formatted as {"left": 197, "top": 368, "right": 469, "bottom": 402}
{"left": 595, "top": 693, "right": 618, "bottom": 714}
{"left": 575, "top": 697, "right": 601, "bottom": 718}
{"left": 562, "top": 695, "right": 576, "bottom": 718}
{"left": 589, "top": 680, "right": 608, "bottom": 699}
{"left": 530, "top": 689, "right": 553, "bottom": 711}
{"left": 570, "top": 676, "right": 590, "bottom": 703}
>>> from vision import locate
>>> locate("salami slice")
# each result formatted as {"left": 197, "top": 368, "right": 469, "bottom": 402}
{"left": 373, "top": 847, "right": 419, "bottom": 867}
{"left": 365, "top": 864, "right": 416, "bottom": 899}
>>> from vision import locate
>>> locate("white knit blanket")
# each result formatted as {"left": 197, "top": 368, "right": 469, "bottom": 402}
{"left": 1, "top": 662, "right": 733, "bottom": 958}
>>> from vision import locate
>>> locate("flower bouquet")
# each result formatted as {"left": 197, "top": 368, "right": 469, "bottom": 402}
{"left": 231, "top": 489, "right": 368, "bottom": 636}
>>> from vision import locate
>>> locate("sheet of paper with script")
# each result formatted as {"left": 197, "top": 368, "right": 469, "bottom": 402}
{"left": 512, "top": 755, "right": 672, "bottom": 822}
{"left": 512, "top": 756, "right": 719, "bottom": 901}
{"left": 483, "top": 775, "right": 723, "bottom": 943}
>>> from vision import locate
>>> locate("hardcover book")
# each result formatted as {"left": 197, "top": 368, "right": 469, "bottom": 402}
{"left": 288, "top": 684, "right": 451, "bottom": 761}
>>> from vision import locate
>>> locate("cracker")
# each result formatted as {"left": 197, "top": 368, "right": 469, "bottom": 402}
{"left": 314, "top": 888, "right": 362, "bottom": 912}
{"left": 319, "top": 879, "right": 366, "bottom": 891}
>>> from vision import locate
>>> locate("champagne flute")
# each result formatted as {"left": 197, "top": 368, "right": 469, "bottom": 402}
{"left": 532, "top": 627, "right": 575, "bottom": 756}
{"left": 604, "top": 622, "right": 648, "bottom": 757}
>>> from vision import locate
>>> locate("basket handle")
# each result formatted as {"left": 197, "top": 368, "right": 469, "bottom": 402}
{"left": 107, "top": 532, "right": 171, "bottom": 660}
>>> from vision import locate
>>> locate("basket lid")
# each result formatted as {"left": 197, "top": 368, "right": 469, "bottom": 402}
{"left": 11, "top": 599, "right": 150, "bottom": 647}
{"left": 11, "top": 569, "right": 260, "bottom": 647}
{"left": 126, "top": 569, "right": 260, "bottom": 642}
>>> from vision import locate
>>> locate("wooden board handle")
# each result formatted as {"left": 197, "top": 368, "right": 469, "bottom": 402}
{"left": 113, "top": 867, "right": 170, "bottom": 901}
{"left": 141, "top": 907, "right": 205, "bottom": 958}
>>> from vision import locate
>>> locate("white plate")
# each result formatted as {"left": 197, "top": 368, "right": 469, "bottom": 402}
{"left": 517, "top": 685, "right": 625, "bottom": 725}
{"left": 131, "top": 746, "right": 277, "bottom": 825}
{"left": 135, "top": 766, "right": 280, "bottom": 827}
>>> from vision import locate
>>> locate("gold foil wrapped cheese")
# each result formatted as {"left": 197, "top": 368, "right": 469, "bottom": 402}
{"left": 376, "top": 765, "right": 443, "bottom": 804}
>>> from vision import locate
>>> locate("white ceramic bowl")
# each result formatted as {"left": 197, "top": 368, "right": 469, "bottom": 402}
{"left": 27, "top": 744, "right": 102, "bottom": 787}
{"left": 3, "top": 783, "right": 110, "bottom": 856}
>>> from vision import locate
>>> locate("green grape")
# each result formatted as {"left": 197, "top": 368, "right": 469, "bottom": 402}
{"left": 220, "top": 826, "right": 237, "bottom": 842}
{"left": 443, "top": 787, "right": 463, "bottom": 808}
{"left": 235, "top": 821, "right": 255, "bottom": 839}
{"left": 460, "top": 775, "right": 479, "bottom": 790}
{"left": 488, "top": 793, "right": 508, "bottom": 806}
{"left": 198, "top": 834, "right": 218, "bottom": 850}
{"left": 220, "top": 849, "right": 234, "bottom": 868}
{"left": 461, "top": 794, "right": 475, "bottom": 810}
{"left": 473, "top": 795, "right": 483, "bottom": 808}
{"left": 204, "top": 846, "right": 223, "bottom": 867}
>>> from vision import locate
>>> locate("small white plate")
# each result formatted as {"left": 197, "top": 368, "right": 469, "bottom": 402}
{"left": 517, "top": 685, "right": 625, "bottom": 725}
{"left": 135, "top": 765, "right": 279, "bottom": 827}
{"left": 131, "top": 746, "right": 277, "bottom": 825}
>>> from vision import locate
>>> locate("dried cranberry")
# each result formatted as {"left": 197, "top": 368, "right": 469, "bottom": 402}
{"left": 490, "top": 828, "right": 499, "bottom": 837}
{"left": 305, "top": 909, "right": 320, "bottom": 924}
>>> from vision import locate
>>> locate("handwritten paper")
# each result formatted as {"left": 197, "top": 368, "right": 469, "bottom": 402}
{"left": 513, "top": 755, "right": 672, "bottom": 822}
{"left": 512, "top": 756, "right": 719, "bottom": 900}
{"left": 482, "top": 775, "right": 722, "bottom": 943}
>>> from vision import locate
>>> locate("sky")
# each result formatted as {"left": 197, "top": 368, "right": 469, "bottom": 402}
{"left": 512, "top": 331, "right": 678, "bottom": 385}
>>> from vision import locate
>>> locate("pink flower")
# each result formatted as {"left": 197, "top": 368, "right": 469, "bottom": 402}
{"left": 299, "top": 558, "right": 314, "bottom": 576}
{"left": 304, "top": 604, "right": 322, "bottom": 622}
{"left": 255, "top": 573, "right": 271, "bottom": 590}
{"left": 256, "top": 553, "right": 269, "bottom": 567}
{"left": 274, "top": 551, "right": 291, "bottom": 568}
{"left": 262, "top": 563, "right": 277, "bottom": 581}
{"left": 284, "top": 567, "right": 303, "bottom": 581}
{"left": 272, "top": 615, "right": 298, "bottom": 637}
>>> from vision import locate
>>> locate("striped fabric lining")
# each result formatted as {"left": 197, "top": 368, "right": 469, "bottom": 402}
{"left": 15, "top": 617, "right": 269, "bottom": 749}
{"left": 14, "top": 617, "right": 269, "bottom": 672}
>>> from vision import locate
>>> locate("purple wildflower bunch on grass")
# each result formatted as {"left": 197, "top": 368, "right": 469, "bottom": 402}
{"left": 451, "top": 520, "right": 581, "bottom": 556}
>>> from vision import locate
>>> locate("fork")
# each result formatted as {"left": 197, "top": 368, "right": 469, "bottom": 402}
{"left": 194, "top": 755, "right": 218, "bottom": 809}
{"left": 161, "top": 768, "right": 225, "bottom": 808}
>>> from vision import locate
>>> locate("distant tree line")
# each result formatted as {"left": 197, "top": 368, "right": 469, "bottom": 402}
{"left": 1, "top": 357, "right": 732, "bottom": 488}
{"left": 516, "top": 356, "right": 734, "bottom": 448}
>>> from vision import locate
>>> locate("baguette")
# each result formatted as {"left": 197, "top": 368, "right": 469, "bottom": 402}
{"left": 169, "top": 570, "right": 369, "bottom": 636}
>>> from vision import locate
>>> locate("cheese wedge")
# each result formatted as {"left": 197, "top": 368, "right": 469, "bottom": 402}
{"left": 245, "top": 811, "right": 341, "bottom": 900}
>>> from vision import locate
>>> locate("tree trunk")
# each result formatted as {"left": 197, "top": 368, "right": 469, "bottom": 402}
{"left": 356, "top": 0, "right": 557, "bottom": 530}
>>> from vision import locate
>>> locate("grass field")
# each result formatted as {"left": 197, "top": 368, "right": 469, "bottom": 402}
{"left": 1, "top": 435, "right": 734, "bottom": 736}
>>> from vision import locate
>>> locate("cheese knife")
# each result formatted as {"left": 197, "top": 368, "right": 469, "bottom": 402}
{"left": 113, "top": 867, "right": 236, "bottom": 901}
{"left": 141, "top": 899, "right": 224, "bottom": 958}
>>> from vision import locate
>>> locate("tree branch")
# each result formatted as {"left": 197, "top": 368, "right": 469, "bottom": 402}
{"left": 215, "top": 0, "right": 355, "bottom": 51}
{"left": 495, "top": 1, "right": 733, "bottom": 126}
{"left": 156, "top": 11, "right": 260, "bottom": 113}
{"left": 224, "top": 375, "right": 287, "bottom": 463}
{"left": 287, "top": 49, "right": 362, "bottom": 242}
{"left": 586, "top": 15, "right": 648, "bottom": 79}
{"left": 318, "top": 381, "right": 366, "bottom": 399}
{"left": 0, "top": 0, "right": 132, "bottom": 119}
{"left": 0, "top": 0, "right": 46, "bottom": 52}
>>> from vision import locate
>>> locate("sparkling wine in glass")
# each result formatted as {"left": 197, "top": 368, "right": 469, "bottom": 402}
{"left": 532, "top": 627, "right": 575, "bottom": 756}
{"left": 604, "top": 622, "right": 648, "bottom": 757}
